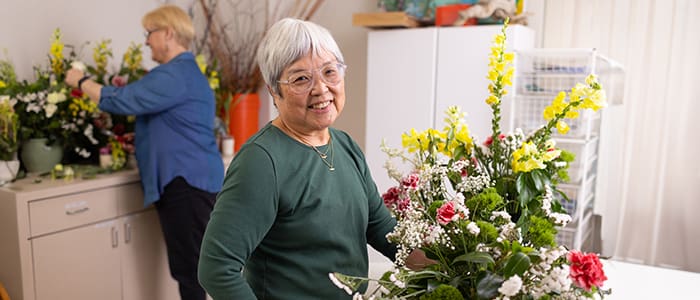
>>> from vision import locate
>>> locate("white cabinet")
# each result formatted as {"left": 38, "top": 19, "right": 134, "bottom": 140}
{"left": 0, "top": 170, "right": 178, "bottom": 300}
{"left": 365, "top": 25, "right": 535, "bottom": 194}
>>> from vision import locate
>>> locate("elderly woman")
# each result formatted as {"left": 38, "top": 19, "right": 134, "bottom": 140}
{"left": 66, "top": 5, "right": 223, "bottom": 300}
{"left": 197, "top": 18, "right": 409, "bottom": 299}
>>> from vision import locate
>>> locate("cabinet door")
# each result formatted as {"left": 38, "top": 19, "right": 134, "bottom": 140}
{"left": 435, "top": 25, "right": 535, "bottom": 139}
{"left": 32, "top": 220, "right": 122, "bottom": 300}
{"left": 120, "top": 209, "right": 179, "bottom": 300}
{"left": 365, "top": 27, "right": 439, "bottom": 193}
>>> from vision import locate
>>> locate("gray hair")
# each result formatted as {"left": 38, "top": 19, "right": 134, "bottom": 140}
{"left": 256, "top": 18, "right": 345, "bottom": 96}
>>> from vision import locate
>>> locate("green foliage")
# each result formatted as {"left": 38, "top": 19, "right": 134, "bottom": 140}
{"left": 466, "top": 188, "right": 504, "bottom": 220}
{"left": 475, "top": 221, "right": 498, "bottom": 242}
{"left": 526, "top": 215, "right": 557, "bottom": 247}
{"left": 419, "top": 284, "right": 465, "bottom": 300}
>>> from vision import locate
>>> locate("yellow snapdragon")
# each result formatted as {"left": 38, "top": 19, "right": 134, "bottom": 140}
{"left": 49, "top": 28, "right": 64, "bottom": 77}
{"left": 484, "top": 18, "right": 513, "bottom": 107}
{"left": 512, "top": 141, "right": 545, "bottom": 173}
{"left": 123, "top": 42, "right": 144, "bottom": 73}
{"left": 402, "top": 128, "right": 428, "bottom": 153}
{"left": 93, "top": 39, "right": 113, "bottom": 76}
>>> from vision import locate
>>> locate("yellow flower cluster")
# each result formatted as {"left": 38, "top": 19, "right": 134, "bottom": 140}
{"left": 485, "top": 19, "right": 515, "bottom": 106}
{"left": 401, "top": 106, "right": 473, "bottom": 159}
{"left": 542, "top": 74, "right": 606, "bottom": 134}
{"left": 68, "top": 96, "right": 98, "bottom": 117}
{"left": 92, "top": 39, "right": 113, "bottom": 77}
{"left": 123, "top": 42, "right": 144, "bottom": 74}
{"left": 196, "top": 54, "right": 220, "bottom": 91}
{"left": 49, "top": 29, "right": 64, "bottom": 78}
{"left": 512, "top": 140, "right": 561, "bottom": 173}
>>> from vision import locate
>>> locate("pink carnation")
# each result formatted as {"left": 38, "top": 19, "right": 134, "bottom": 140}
{"left": 437, "top": 202, "right": 457, "bottom": 225}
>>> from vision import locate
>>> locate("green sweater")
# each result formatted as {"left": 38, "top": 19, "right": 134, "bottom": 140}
{"left": 199, "top": 123, "right": 397, "bottom": 299}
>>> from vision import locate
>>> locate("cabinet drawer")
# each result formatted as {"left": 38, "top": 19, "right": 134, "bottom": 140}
{"left": 29, "top": 187, "right": 124, "bottom": 237}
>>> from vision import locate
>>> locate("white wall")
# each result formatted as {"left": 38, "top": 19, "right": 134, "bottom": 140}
{"left": 0, "top": 0, "right": 162, "bottom": 80}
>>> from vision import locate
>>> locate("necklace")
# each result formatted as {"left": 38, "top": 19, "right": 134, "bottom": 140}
{"left": 303, "top": 135, "right": 335, "bottom": 171}
{"left": 279, "top": 120, "right": 335, "bottom": 171}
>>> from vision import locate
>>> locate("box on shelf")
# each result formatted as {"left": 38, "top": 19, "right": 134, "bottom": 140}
{"left": 352, "top": 12, "right": 420, "bottom": 28}
{"left": 434, "top": 4, "right": 477, "bottom": 26}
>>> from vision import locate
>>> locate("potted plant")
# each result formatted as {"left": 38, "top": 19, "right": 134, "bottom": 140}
{"left": 0, "top": 95, "right": 20, "bottom": 183}
{"left": 0, "top": 56, "right": 20, "bottom": 183}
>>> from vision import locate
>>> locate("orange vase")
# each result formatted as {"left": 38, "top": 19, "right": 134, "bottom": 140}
{"left": 228, "top": 93, "right": 261, "bottom": 153}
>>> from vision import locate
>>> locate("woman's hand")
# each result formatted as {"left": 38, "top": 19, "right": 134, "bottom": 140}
{"left": 65, "top": 68, "right": 85, "bottom": 88}
{"left": 405, "top": 249, "right": 437, "bottom": 270}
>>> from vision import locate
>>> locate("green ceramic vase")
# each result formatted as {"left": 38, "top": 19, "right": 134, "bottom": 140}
{"left": 20, "top": 138, "right": 63, "bottom": 174}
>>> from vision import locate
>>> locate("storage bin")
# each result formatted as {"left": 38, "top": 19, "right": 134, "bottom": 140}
{"left": 511, "top": 95, "right": 601, "bottom": 139}
{"left": 557, "top": 176, "right": 596, "bottom": 220}
{"left": 558, "top": 138, "right": 599, "bottom": 184}
{"left": 556, "top": 212, "right": 593, "bottom": 250}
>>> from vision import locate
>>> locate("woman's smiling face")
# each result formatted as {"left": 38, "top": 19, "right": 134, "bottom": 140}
{"left": 274, "top": 49, "right": 345, "bottom": 134}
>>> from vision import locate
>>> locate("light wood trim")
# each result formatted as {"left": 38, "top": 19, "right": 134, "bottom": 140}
{"left": 352, "top": 12, "right": 419, "bottom": 28}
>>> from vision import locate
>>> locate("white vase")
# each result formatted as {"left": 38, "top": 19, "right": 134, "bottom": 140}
{"left": 0, "top": 159, "right": 20, "bottom": 185}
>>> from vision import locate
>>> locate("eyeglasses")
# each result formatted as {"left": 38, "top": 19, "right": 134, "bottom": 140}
{"left": 144, "top": 28, "right": 162, "bottom": 39}
{"left": 278, "top": 63, "right": 347, "bottom": 94}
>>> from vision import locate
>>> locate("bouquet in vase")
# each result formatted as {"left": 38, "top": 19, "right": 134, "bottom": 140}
{"left": 330, "top": 20, "right": 610, "bottom": 300}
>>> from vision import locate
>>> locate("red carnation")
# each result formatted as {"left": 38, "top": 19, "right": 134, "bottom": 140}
{"left": 567, "top": 250, "right": 607, "bottom": 291}
{"left": 382, "top": 186, "right": 401, "bottom": 208}
{"left": 71, "top": 88, "right": 83, "bottom": 98}
{"left": 401, "top": 173, "right": 420, "bottom": 189}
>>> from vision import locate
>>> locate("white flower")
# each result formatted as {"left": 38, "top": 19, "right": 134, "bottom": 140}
{"left": 389, "top": 272, "right": 406, "bottom": 288}
{"left": 328, "top": 273, "right": 353, "bottom": 295}
{"left": 490, "top": 211, "right": 511, "bottom": 221}
{"left": 549, "top": 212, "right": 572, "bottom": 226}
{"left": 84, "top": 124, "right": 99, "bottom": 145}
{"left": 76, "top": 147, "right": 91, "bottom": 158}
{"left": 71, "top": 61, "right": 87, "bottom": 72}
{"left": 498, "top": 275, "right": 522, "bottom": 296}
{"left": 46, "top": 91, "right": 66, "bottom": 104}
{"left": 44, "top": 103, "right": 57, "bottom": 118}
{"left": 467, "top": 221, "right": 480, "bottom": 235}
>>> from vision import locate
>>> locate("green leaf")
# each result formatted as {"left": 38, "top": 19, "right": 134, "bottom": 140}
{"left": 453, "top": 252, "right": 495, "bottom": 266}
{"left": 503, "top": 252, "right": 531, "bottom": 277}
{"left": 476, "top": 273, "right": 503, "bottom": 300}
{"left": 530, "top": 171, "right": 544, "bottom": 191}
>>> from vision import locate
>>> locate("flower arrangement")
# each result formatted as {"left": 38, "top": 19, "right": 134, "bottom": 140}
{"left": 330, "top": 20, "right": 610, "bottom": 299}
{"left": 0, "top": 96, "right": 19, "bottom": 161}
{"left": 0, "top": 55, "right": 20, "bottom": 161}
{"left": 10, "top": 29, "right": 72, "bottom": 145}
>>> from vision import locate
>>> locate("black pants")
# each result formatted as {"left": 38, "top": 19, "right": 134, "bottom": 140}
{"left": 155, "top": 177, "right": 216, "bottom": 300}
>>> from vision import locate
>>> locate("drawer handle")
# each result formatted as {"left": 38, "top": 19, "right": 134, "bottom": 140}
{"left": 65, "top": 207, "right": 90, "bottom": 215}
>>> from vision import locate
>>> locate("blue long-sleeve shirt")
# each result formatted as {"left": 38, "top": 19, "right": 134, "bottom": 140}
{"left": 99, "top": 52, "right": 224, "bottom": 206}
